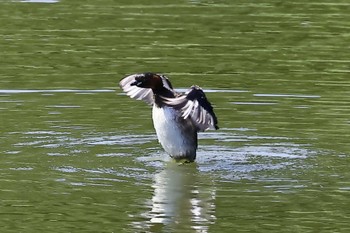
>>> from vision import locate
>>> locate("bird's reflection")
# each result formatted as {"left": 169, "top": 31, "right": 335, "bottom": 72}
{"left": 134, "top": 162, "right": 216, "bottom": 232}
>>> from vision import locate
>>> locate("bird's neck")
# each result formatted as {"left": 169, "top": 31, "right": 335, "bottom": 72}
{"left": 153, "top": 88, "right": 176, "bottom": 107}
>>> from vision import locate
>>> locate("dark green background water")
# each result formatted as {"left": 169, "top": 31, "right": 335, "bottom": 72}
{"left": 1, "top": 0, "right": 350, "bottom": 232}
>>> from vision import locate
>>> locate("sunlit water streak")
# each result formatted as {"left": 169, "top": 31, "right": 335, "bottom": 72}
{"left": 0, "top": 88, "right": 246, "bottom": 94}
{"left": 0, "top": 89, "right": 114, "bottom": 94}
{"left": 16, "top": 0, "right": 59, "bottom": 3}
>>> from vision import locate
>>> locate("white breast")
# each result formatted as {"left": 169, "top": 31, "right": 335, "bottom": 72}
{"left": 152, "top": 105, "right": 197, "bottom": 160}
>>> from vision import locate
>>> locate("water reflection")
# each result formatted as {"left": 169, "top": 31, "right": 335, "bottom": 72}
{"left": 134, "top": 163, "right": 216, "bottom": 232}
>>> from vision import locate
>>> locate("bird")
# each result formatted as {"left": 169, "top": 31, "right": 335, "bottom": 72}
{"left": 119, "top": 72, "right": 218, "bottom": 162}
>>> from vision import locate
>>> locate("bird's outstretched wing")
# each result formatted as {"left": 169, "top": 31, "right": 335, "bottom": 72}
{"left": 119, "top": 74, "right": 154, "bottom": 105}
{"left": 162, "top": 85, "right": 219, "bottom": 131}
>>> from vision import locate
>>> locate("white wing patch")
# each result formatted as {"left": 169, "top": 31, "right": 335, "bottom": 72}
{"left": 162, "top": 86, "right": 218, "bottom": 131}
{"left": 119, "top": 74, "right": 154, "bottom": 105}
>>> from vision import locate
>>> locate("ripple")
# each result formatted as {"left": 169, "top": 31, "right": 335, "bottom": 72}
{"left": 131, "top": 126, "right": 319, "bottom": 183}
{"left": 16, "top": 0, "right": 59, "bottom": 3}
{"left": 176, "top": 88, "right": 249, "bottom": 93}
{"left": 254, "top": 93, "right": 321, "bottom": 98}
{"left": 46, "top": 105, "right": 81, "bottom": 109}
{"left": 0, "top": 88, "right": 249, "bottom": 95}
{"left": 54, "top": 166, "right": 78, "bottom": 173}
{"left": 9, "top": 167, "right": 34, "bottom": 171}
{"left": 232, "top": 102, "right": 277, "bottom": 105}
{"left": 82, "top": 134, "right": 156, "bottom": 146}
{"left": 14, "top": 131, "right": 156, "bottom": 150}
{"left": 0, "top": 89, "right": 114, "bottom": 94}
{"left": 96, "top": 153, "right": 129, "bottom": 157}
{"left": 12, "top": 128, "right": 317, "bottom": 184}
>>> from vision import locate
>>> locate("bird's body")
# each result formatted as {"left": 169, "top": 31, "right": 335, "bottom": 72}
{"left": 152, "top": 104, "right": 198, "bottom": 161}
{"left": 119, "top": 72, "right": 218, "bottom": 162}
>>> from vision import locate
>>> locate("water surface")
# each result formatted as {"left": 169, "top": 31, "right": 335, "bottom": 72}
{"left": 1, "top": 0, "right": 350, "bottom": 232}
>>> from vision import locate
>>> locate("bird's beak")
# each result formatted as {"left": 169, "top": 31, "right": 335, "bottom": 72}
{"left": 130, "top": 80, "right": 142, "bottom": 86}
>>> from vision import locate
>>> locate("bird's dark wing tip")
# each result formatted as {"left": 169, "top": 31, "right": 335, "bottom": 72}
{"left": 185, "top": 86, "right": 219, "bottom": 131}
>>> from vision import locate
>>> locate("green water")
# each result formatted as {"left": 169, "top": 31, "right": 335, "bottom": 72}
{"left": 1, "top": 0, "right": 350, "bottom": 232}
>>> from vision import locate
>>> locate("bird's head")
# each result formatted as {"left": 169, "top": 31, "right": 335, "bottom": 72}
{"left": 130, "top": 73, "right": 161, "bottom": 89}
